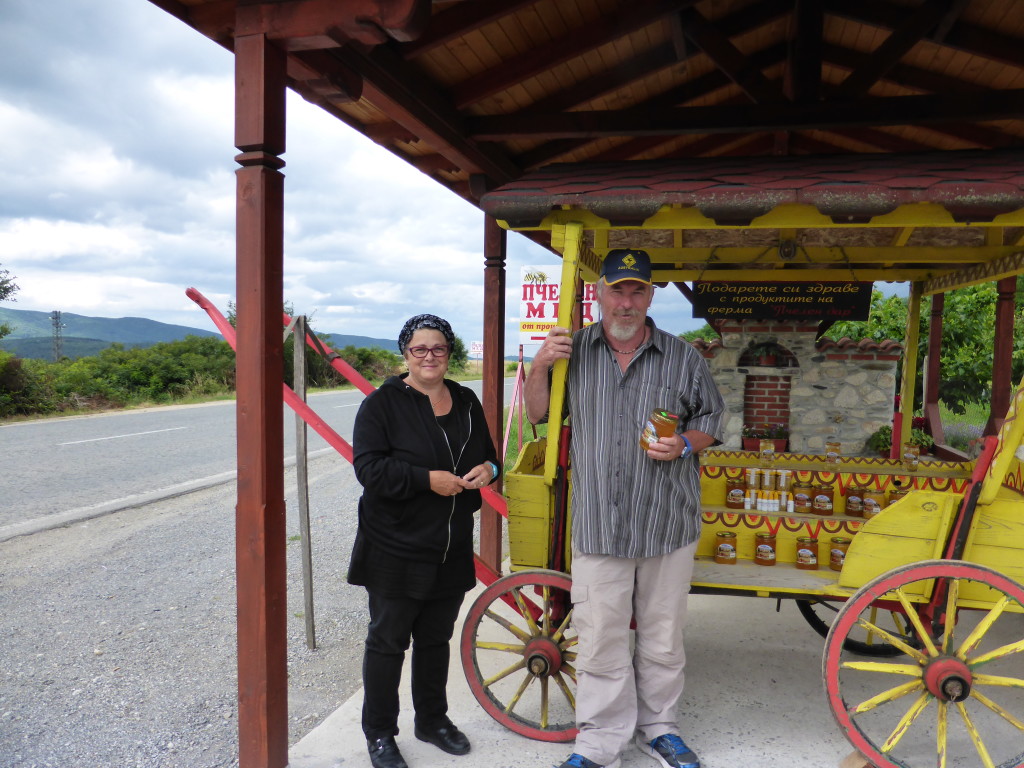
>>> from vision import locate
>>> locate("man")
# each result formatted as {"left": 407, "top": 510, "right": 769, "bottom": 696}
{"left": 524, "top": 249, "right": 725, "bottom": 768}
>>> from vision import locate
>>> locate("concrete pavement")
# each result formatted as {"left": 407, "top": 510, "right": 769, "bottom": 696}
{"left": 289, "top": 588, "right": 856, "bottom": 768}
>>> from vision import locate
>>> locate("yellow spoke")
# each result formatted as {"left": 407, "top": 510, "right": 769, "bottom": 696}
{"left": 475, "top": 640, "right": 525, "bottom": 653}
{"left": 942, "top": 577, "right": 960, "bottom": 654}
{"left": 511, "top": 587, "right": 542, "bottom": 637}
{"left": 553, "top": 670, "right": 576, "bottom": 708}
{"left": 894, "top": 587, "right": 940, "bottom": 657}
{"left": 855, "top": 617, "right": 929, "bottom": 662}
{"left": 552, "top": 610, "right": 573, "bottom": 643}
{"left": 973, "top": 672, "right": 1024, "bottom": 690}
{"left": 852, "top": 679, "right": 923, "bottom": 714}
{"left": 561, "top": 661, "right": 577, "bottom": 684}
{"left": 484, "top": 608, "right": 531, "bottom": 642}
{"left": 541, "top": 586, "right": 551, "bottom": 635}
{"left": 969, "top": 637, "right": 1024, "bottom": 667}
{"left": 503, "top": 669, "right": 535, "bottom": 714}
{"left": 482, "top": 658, "right": 527, "bottom": 687}
{"left": 955, "top": 700, "right": 996, "bottom": 768}
{"left": 841, "top": 661, "right": 922, "bottom": 676}
{"left": 957, "top": 595, "right": 1012, "bottom": 658}
{"left": 881, "top": 691, "right": 932, "bottom": 752}
{"left": 539, "top": 675, "right": 549, "bottom": 728}
{"left": 971, "top": 688, "right": 1024, "bottom": 731}
{"left": 937, "top": 701, "right": 948, "bottom": 768}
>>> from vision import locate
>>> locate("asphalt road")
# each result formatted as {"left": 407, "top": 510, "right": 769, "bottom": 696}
{"left": 0, "top": 379, "right": 514, "bottom": 540}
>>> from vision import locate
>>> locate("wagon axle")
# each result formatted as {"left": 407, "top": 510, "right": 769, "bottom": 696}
{"left": 922, "top": 656, "right": 972, "bottom": 703}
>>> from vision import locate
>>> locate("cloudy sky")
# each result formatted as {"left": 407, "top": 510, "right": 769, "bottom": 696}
{"left": 0, "top": 0, "right": 706, "bottom": 355}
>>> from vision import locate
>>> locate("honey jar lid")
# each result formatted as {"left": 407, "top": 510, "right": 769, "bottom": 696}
{"left": 755, "top": 532, "right": 775, "bottom": 540}
{"left": 831, "top": 536, "right": 852, "bottom": 544}
{"left": 716, "top": 530, "right": 737, "bottom": 538}
{"left": 797, "top": 536, "right": 818, "bottom": 543}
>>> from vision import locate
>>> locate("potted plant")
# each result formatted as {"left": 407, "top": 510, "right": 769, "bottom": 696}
{"left": 741, "top": 423, "right": 789, "bottom": 452}
{"left": 865, "top": 424, "right": 935, "bottom": 457}
{"left": 748, "top": 341, "right": 778, "bottom": 366}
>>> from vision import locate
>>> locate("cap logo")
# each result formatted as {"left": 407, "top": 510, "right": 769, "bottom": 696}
{"left": 622, "top": 254, "right": 638, "bottom": 270}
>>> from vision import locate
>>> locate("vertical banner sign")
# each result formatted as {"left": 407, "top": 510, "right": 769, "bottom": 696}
{"left": 520, "top": 266, "right": 596, "bottom": 346}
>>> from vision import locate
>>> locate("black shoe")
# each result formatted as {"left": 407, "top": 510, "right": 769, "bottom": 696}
{"left": 414, "top": 722, "right": 471, "bottom": 756}
{"left": 367, "top": 736, "right": 408, "bottom": 768}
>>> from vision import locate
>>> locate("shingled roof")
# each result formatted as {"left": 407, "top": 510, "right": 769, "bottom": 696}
{"left": 481, "top": 149, "right": 1024, "bottom": 228}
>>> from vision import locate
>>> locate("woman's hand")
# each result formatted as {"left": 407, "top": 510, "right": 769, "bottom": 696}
{"left": 461, "top": 463, "right": 494, "bottom": 489}
{"left": 429, "top": 470, "right": 467, "bottom": 497}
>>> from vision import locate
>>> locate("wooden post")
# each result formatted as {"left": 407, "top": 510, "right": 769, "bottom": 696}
{"left": 922, "top": 292, "right": 945, "bottom": 444}
{"left": 293, "top": 316, "right": 317, "bottom": 650}
{"left": 233, "top": 32, "right": 288, "bottom": 768}
{"left": 896, "top": 282, "right": 923, "bottom": 457}
{"left": 480, "top": 215, "right": 506, "bottom": 574}
{"left": 988, "top": 276, "right": 1016, "bottom": 435}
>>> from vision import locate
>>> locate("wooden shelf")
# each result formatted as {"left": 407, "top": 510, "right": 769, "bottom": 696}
{"left": 691, "top": 556, "right": 845, "bottom": 597}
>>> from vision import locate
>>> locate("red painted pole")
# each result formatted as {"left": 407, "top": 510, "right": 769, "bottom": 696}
{"left": 233, "top": 32, "right": 289, "bottom": 768}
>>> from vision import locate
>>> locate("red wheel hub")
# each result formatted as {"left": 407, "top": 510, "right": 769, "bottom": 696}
{"left": 524, "top": 637, "right": 563, "bottom": 677}
{"left": 923, "top": 655, "right": 972, "bottom": 702}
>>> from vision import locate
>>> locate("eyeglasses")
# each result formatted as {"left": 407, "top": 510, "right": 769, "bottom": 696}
{"left": 407, "top": 345, "right": 450, "bottom": 359}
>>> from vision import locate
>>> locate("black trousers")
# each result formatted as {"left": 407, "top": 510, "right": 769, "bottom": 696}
{"left": 362, "top": 590, "right": 465, "bottom": 740}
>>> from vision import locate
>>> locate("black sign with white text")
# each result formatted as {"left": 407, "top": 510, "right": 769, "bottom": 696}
{"left": 691, "top": 281, "right": 873, "bottom": 321}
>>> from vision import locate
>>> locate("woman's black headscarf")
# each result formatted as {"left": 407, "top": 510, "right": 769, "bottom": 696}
{"left": 397, "top": 313, "right": 456, "bottom": 354}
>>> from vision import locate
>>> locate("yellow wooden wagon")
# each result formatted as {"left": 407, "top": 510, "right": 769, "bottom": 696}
{"left": 458, "top": 156, "right": 1024, "bottom": 768}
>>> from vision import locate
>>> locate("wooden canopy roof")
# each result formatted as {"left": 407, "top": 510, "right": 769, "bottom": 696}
{"left": 150, "top": 0, "right": 1024, "bottom": 208}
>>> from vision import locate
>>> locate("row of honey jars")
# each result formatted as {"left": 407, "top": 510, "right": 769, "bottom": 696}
{"left": 715, "top": 530, "right": 850, "bottom": 571}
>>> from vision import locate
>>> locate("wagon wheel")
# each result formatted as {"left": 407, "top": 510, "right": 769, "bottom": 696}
{"left": 823, "top": 560, "right": 1024, "bottom": 768}
{"left": 460, "top": 569, "right": 577, "bottom": 742}
{"left": 797, "top": 599, "right": 916, "bottom": 657}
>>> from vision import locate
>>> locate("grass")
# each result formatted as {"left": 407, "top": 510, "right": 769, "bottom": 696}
{"left": 939, "top": 401, "right": 988, "bottom": 452}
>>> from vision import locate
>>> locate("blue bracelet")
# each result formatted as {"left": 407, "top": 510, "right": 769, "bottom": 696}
{"left": 487, "top": 461, "right": 499, "bottom": 480}
{"left": 679, "top": 435, "right": 692, "bottom": 459}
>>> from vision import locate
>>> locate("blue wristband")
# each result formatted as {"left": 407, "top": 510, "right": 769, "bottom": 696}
{"left": 487, "top": 461, "right": 499, "bottom": 480}
{"left": 679, "top": 435, "right": 692, "bottom": 459}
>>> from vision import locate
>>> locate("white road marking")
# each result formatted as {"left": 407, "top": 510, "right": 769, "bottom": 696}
{"left": 57, "top": 427, "right": 188, "bottom": 446}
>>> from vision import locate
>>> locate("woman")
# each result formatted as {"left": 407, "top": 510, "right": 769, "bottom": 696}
{"left": 348, "top": 314, "right": 500, "bottom": 768}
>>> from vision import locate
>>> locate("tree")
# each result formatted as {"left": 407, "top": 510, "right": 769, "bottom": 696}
{"left": 0, "top": 265, "right": 19, "bottom": 340}
{"left": 823, "top": 283, "right": 1024, "bottom": 415}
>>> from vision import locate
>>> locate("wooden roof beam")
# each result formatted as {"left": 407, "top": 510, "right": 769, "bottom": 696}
{"left": 451, "top": 0, "right": 699, "bottom": 110}
{"left": 676, "top": 6, "right": 781, "bottom": 103}
{"left": 516, "top": 44, "right": 787, "bottom": 168}
{"left": 826, "top": 0, "right": 1024, "bottom": 69}
{"left": 399, "top": 0, "right": 541, "bottom": 58}
{"left": 467, "top": 89, "right": 1024, "bottom": 139}
{"left": 235, "top": 0, "right": 432, "bottom": 50}
{"left": 833, "top": 0, "right": 956, "bottom": 100}
{"left": 334, "top": 44, "right": 521, "bottom": 184}
{"left": 785, "top": 0, "right": 823, "bottom": 104}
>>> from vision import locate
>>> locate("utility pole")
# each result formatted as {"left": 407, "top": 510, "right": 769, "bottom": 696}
{"left": 51, "top": 311, "right": 64, "bottom": 361}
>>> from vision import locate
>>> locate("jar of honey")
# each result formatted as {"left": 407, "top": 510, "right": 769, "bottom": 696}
{"left": 754, "top": 532, "right": 776, "bottom": 566}
{"left": 824, "top": 441, "right": 841, "bottom": 466}
{"left": 792, "top": 482, "right": 813, "bottom": 513}
{"left": 812, "top": 484, "right": 835, "bottom": 516}
{"left": 725, "top": 477, "right": 746, "bottom": 509}
{"left": 795, "top": 537, "right": 819, "bottom": 570}
{"left": 888, "top": 485, "right": 910, "bottom": 507}
{"left": 845, "top": 486, "right": 865, "bottom": 517}
{"left": 862, "top": 488, "right": 887, "bottom": 519}
{"left": 829, "top": 536, "right": 851, "bottom": 571}
{"left": 714, "top": 531, "right": 737, "bottom": 564}
{"left": 640, "top": 409, "right": 679, "bottom": 451}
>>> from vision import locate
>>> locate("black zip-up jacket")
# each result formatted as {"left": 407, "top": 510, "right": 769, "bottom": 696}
{"left": 351, "top": 374, "right": 499, "bottom": 563}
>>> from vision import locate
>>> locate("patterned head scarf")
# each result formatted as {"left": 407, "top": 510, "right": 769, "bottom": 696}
{"left": 397, "top": 313, "right": 456, "bottom": 354}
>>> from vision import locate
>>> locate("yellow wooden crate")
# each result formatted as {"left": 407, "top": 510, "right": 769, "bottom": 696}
{"left": 960, "top": 499, "right": 1024, "bottom": 611}
{"left": 505, "top": 438, "right": 556, "bottom": 570}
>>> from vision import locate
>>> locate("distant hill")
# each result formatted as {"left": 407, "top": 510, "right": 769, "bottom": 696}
{"left": 322, "top": 333, "right": 399, "bottom": 353}
{"left": 0, "top": 307, "right": 402, "bottom": 361}
{"left": 0, "top": 307, "right": 220, "bottom": 360}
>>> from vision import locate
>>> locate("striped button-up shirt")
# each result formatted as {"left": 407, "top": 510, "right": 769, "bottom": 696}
{"left": 566, "top": 319, "right": 725, "bottom": 558}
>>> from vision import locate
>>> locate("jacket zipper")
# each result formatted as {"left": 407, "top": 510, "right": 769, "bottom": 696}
{"left": 435, "top": 395, "right": 472, "bottom": 563}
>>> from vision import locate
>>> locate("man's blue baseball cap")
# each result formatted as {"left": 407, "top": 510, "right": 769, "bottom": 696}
{"left": 600, "top": 249, "right": 652, "bottom": 285}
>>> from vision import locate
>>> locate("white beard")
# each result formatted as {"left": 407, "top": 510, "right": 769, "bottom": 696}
{"left": 606, "top": 313, "right": 644, "bottom": 342}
